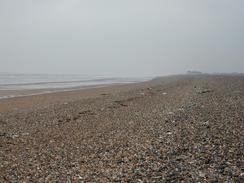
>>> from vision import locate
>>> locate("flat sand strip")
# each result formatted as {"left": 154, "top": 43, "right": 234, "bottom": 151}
{"left": 0, "top": 81, "right": 154, "bottom": 113}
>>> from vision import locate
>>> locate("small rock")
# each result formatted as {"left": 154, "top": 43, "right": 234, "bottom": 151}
{"left": 78, "top": 175, "right": 83, "bottom": 180}
{"left": 100, "top": 107, "right": 105, "bottom": 111}
{"left": 11, "top": 134, "right": 19, "bottom": 139}
{"left": 73, "top": 116, "right": 80, "bottom": 120}
{"left": 199, "top": 171, "right": 206, "bottom": 177}
{"left": 117, "top": 159, "right": 124, "bottom": 164}
{"left": 167, "top": 131, "right": 173, "bottom": 135}
{"left": 0, "top": 132, "right": 7, "bottom": 137}
{"left": 22, "top": 133, "right": 29, "bottom": 136}
{"left": 101, "top": 93, "right": 109, "bottom": 96}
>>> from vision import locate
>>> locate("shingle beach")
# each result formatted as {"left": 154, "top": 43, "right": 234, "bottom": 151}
{"left": 0, "top": 75, "right": 243, "bottom": 182}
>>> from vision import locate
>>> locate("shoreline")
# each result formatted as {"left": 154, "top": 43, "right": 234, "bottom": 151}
{"left": 0, "top": 82, "right": 134, "bottom": 100}
{"left": 0, "top": 79, "right": 155, "bottom": 113}
{"left": 0, "top": 74, "right": 152, "bottom": 101}
{"left": 0, "top": 75, "right": 218, "bottom": 113}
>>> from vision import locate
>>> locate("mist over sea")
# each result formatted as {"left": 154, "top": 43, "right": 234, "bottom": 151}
{"left": 0, "top": 74, "right": 151, "bottom": 99}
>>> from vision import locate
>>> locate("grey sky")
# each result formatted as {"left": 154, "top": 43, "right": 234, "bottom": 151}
{"left": 0, "top": 0, "right": 243, "bottom": 77}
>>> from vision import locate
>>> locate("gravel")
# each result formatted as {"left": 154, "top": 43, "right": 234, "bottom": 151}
{"left": 0, "top": 75, "right": 243, "bottom": 182}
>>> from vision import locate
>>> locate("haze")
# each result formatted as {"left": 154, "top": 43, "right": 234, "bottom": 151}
{"left": 0, "top": 0, "right": 243, "bottom": 77}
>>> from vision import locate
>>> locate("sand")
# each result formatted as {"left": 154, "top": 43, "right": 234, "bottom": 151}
{"left": 0, "top": 75, "right": 243, "bottom": 182}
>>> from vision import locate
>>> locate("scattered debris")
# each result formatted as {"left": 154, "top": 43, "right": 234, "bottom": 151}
{"left": 0, "top": 132, "right": 7, "bottom": 137}
{"left": 114, "top": 100, "right": 128, "bottom": 107}
{"left": 101, "top": 93, "right": 109, "bottom": 96}
{"left": 79, "top": 110, "right": 96, "bottom": 115}
{"left": 178, "top": 108, "right": 184, "bottom": 111}
{"left": 196, "top": 89, "right": 214, "bottom": 94}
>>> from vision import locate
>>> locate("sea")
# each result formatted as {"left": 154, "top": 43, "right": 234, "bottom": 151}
{"left": 0, "top": 74, "right": 151, "bottom": 100}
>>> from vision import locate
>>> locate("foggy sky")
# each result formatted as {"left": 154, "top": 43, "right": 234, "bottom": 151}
{"left": 0, "top": 0, "right": 243, "bottom": 77}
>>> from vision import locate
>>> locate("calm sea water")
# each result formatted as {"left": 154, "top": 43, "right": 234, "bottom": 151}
{"left": 0, "top": 74, "right": 150, "bottom": 99}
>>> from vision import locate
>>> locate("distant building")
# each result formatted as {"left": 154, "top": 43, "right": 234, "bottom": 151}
{"left": 187, "top": 71, "right": 203, "bottom": 75}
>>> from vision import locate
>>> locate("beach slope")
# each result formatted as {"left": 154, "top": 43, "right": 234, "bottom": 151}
{"left": 0, "top": 75, "right": 243, "bottom": 182}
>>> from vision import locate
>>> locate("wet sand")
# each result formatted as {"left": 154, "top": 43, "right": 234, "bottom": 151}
{"left": 0, "top": 75, "right": 243, "bottom": 182}
{"left": 0, "top": 81, "right": 154, "bottom": 113}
